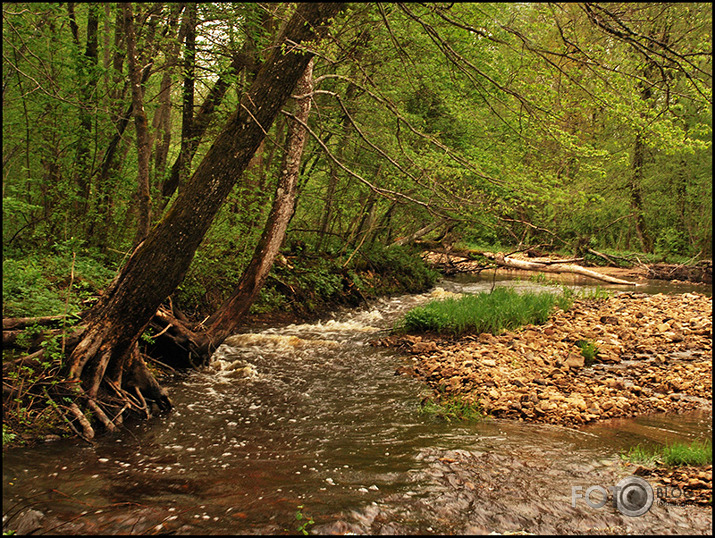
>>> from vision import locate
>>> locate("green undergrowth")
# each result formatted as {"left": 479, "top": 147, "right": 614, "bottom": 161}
{"left": 175, "top": 244, "right": 439, "bottom": 319}
{"left": 3, "top": 243, "right": 116, "bottom": 318}
{"left": 420, "top": 395, "right": 485, "bottom": 422}
{"left": 621, "top": 440, "right": 712, "bottom": 467}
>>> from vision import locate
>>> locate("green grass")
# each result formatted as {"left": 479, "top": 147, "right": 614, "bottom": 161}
{"left": 621, "top": 440, "right": 712, "bottom": 467}
{"left": 576, "top": 286, "right": 613, "bottom": 300}
{"left": 396, "top": 286, "right": 570, "bottom": 337}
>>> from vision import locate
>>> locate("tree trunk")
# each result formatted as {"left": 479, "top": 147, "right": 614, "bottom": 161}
{"left": 66, "top": 3, "right": 344, "bottom": 428}
{"left": 202, "top": 59, "right": 315, "bottom": 348}
{"left": 160, "top": 43, "right": 261, "bottom": 205}
{"left": 123, "top": 2, "right": 153, "bottom": 245}
{"left": 150, "top": 5, "right": 184, "bottom": 189}
{"left": 67, "top": 2, "right": 99, "bottom": 219}
{"left": 172, "top": 2, "right": 196, "bottom": 202}
{"left": 630, "top": 133, "right": 652, "bottom": 253}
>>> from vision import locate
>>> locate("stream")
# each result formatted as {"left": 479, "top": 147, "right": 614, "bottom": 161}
{"left": 2, "top": 274, "right": 712, "bottom": 535}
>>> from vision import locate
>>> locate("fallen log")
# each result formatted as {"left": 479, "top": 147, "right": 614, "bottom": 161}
{"left": 484, "top": 252, "right": 639, "bottom": 286}
{"left": 3, "top": 315, "right": 66, "bottom": 331}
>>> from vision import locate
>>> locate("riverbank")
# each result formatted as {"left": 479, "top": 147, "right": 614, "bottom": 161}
{"left": 382, "top": 291, "right": 712, "bottom": 426}
{"left": 2, "top": 245, "right": 440, "bottom": 449}
{"left": 376, "top": 289, "right": 712, "bottom": 512}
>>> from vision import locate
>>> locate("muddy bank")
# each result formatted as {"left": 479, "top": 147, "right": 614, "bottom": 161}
{"left": 379, "top": 292, "right": 712, "bottom": 426}
{"left": 647, "top": 260, "right": 713, "bottom": 285}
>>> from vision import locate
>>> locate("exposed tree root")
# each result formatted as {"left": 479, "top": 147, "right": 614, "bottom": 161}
{"left": 67, "top": 402, "right": 95, "bottom": 440}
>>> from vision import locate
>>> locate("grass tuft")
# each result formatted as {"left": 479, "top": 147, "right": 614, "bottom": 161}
{"left": 396, "top": 286, "right": 564, "bottom": 337}
{"left": 420, "top": 396, "right": 485, "bottom": 422}
{"left": 621, "top": 440, "right": 712, "bottom": 467}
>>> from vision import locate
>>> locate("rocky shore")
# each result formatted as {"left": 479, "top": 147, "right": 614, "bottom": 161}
{"left": 379, "top": 291, "right": 712, "bottom": 426}
{"left": 372, "top": 289, "right": 712, "bottom": 513}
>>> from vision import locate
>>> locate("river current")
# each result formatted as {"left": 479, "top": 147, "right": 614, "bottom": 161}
{"left": 2, "top": 274, "right": 712, "bottom": 534}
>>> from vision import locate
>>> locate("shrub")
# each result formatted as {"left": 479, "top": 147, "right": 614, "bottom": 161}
{"left": 353, "top": 244, "right": 439, "bottom": 295}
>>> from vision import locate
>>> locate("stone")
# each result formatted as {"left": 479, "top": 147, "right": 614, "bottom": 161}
{"left": 565, "top": 353, "right": 585, "bottom": 369}
{"left": 669, "top": 331, "right": 684, "bottom": 342}
{"left": 566, "top": 395, "right": 587, "bottom": 412}
{"left": 411, "top": 341, "right": 438, "bottom": 353}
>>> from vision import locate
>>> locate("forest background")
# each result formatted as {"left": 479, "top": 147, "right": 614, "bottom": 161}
{"left": 2, "top": 3, "right": 711, "bottom": 441}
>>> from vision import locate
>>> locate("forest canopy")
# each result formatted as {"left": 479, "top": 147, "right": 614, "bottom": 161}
{"left": 3, "top": 2, "right": 711, "bottom": 265}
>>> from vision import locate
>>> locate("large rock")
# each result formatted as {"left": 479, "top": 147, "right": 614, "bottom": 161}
{"left": 564, "top": 352, "right": 585, "bottom": 369}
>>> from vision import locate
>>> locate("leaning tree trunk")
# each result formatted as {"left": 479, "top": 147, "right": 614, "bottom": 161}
{"left": 66, "top": 3, "right": 344, "bottom": 429}
{"left": 201, "top": 58, "right": 315, "bottom": 350}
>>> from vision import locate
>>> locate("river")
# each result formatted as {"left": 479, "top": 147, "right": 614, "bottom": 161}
{"left": 2, "top": 274, "right": 712, "bottom": 534}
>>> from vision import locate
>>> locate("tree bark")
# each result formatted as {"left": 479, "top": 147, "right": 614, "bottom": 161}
{"left": 202, "top": 59, "right": 315, "bottom": 348}
{"left": 66, "top": 3, "right": 344, "bottom": 424}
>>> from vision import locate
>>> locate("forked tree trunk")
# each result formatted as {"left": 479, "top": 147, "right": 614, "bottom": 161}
{"left": 66, "top": 3, "right": 344, "bottom": 426}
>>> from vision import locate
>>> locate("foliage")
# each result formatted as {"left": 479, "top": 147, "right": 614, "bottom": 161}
{"left": 2, "top": 339, "right": 77, "bottom": 447}
{"left": 2, "top": 2, "right": 711, "bottom": 330}
{"left": 2, "top": 424, "right": 17, "bottom": 446}
{"left": 351, "top": 245, "right": 440, "bottom": 295}
{"left": 420, "top": 395, "right": 485, "bottom": 422}
{"left": 2, "top": 246, "right": 115, "bottom": 318}
{"left": 397, "top": 287, "right": 564, "bottom": 337}
{"left": 575, "top": 339, "right": 600, "bottom": 367}
{"left": 621, "top": 440, "right": 712, "bottom": 467}
{"left": 294, "top": 505, "right": 315, "bottom": 535}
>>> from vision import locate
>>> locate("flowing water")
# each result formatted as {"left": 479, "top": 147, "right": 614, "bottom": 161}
{"left": 2, "top": 275, "right": 712, "bottom": 535}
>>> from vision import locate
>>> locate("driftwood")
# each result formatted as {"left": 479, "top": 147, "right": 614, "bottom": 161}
{"left": 484, "top": 252, "right": 638, "bottom": 286}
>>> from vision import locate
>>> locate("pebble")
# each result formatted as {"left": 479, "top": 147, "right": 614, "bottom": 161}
{"left": 401, "top": 293, "right": 711, "bottom": 426}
